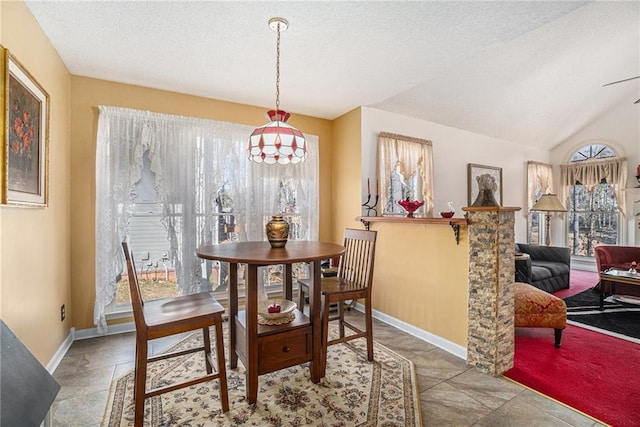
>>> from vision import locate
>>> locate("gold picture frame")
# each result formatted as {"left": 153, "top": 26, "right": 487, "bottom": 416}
{"left": 1, "top": 47, "right": 49, "bottom": 207}
{"left": 467, "top": 163, "right": 502, "bottom": 206}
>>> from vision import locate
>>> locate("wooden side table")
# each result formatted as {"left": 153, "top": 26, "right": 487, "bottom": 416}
{"left": 515, "top": 252, "right": 531, "bottom": 283}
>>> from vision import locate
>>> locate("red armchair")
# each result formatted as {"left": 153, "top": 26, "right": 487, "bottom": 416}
{"left": 594, "top": 245, "right": 640, "bottom": 296}
{"left": 594, "top": 245, "right": 640, "bottom": 272}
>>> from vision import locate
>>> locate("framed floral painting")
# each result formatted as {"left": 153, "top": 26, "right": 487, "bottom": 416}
{"left": 1, "top": 47, "right": 49, "bottom": 207}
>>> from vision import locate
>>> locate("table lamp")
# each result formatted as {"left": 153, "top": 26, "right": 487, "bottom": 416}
{"left": 531, "top": 193, "right": 566, "bottom": 245}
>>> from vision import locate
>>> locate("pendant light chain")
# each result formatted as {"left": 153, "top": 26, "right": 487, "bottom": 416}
{"left": 248, "top": 17, "right": 306, "bottom": 164}
{"left": 275, "top": 21, "right": 281, "bottom": 113}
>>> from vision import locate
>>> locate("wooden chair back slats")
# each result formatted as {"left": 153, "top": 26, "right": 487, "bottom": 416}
{"left": 298, "top": 228, "right": 377, "bottom": 311}
{"left": 338, "top": 229, "right": 376, "bottom": 290}
{"left": 316, "top": 227, "right": 377, "bottom": 376}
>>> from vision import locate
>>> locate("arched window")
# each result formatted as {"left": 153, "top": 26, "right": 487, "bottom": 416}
{"left": 569, "top": 144, "right": 617, "bottom": 162}
{"left": 561, "top": 144, "right": 625, "bottom": 257}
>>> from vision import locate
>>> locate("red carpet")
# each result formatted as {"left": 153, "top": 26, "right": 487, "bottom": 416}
{"left": 505, "top": 325, "right": 640, "bottom": 426}
{"left": 506, "top": 270, "right": 640, "bottom": 426}
{"left": 553, "top": 269, "right": 598, "bottom": 299}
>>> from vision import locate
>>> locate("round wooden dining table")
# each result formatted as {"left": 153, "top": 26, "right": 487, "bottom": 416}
{"left": 196, "top": 240, "right": 345, "bottom": 404}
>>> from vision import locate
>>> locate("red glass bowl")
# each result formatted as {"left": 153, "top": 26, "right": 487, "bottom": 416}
{"left": 440, "top": 211, "right": 454, "bottom": 218}
{"left": 398, "top": 200, "right": 425, "bottom": 217}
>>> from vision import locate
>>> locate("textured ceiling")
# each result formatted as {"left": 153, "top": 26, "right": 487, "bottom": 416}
{"left": 25, "top": 1, "right": 640, "bottom": 149}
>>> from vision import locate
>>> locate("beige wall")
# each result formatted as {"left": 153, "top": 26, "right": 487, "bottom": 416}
{"left": 70, "top": 76, "right": 333, "bottom": 329}
{"left": 370, "top": 222, "right": 469, "bottom": 346}
{"left": 0, "top": 1, "right": 72, "bottom": 364}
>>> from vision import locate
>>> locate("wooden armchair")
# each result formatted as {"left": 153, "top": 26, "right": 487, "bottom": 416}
{"left": 122, "top": 242, "right": 229, "bottom": 426}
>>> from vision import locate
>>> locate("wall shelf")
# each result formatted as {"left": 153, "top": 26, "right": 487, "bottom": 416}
{"left": 356, "top": 216, "right": 468, "bottom": 244}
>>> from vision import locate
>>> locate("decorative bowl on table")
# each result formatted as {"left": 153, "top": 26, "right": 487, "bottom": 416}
{"left": 398, "top": 199, "right": 425, "bottom": 218}
{"left": 258, "top": 298, "right": 297, "bottom": 320}
{"left": 440, "top": 211, "right": 454, "bottom": 218}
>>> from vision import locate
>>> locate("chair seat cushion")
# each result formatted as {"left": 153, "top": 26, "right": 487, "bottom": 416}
{"left": 514, "top": 282, "right": 566, "bottom": 329}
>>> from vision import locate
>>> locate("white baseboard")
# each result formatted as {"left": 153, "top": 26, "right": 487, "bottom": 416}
{"left": 352, "top": 303, "right": 467, "bottom": 360}
{"left": 71, "top": 321, "right": 182, "bottom": 356}
{"left": 74, "top": 321, "right": 135, "bottom": 340}
{"left": 46, "top": 323, "right": 135, "bottom": 372}
{"left": 46, "top": 327, "right": 75, "bottom": 374}
{"left": 51, "top": 305, "right": 468, "bottom": 372}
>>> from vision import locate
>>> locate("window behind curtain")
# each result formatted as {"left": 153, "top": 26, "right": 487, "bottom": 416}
{"left": 377, "top": 132, "right": 434, "bottom": 217}
{"left": 95, "top": 106, "right": 319, "bottom": 332}
{"left": 560, "top": 144, "right": 624, "bottom": 258}
{"left": 568, "top": 180, "right": 618, "bottom": 257}
{"left": 526, "top": 161, "right": 554, "bottom": 245}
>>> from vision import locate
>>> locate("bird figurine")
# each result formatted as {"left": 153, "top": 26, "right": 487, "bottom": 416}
{"left": 440, "top": 201, "right": 455, "bottom": 218}
{"left": 447, "top": 201, "right": 455, "bottom": 215}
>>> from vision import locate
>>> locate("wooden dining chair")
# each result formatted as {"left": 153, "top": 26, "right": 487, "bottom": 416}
{"left": 121, "top": 241, "right": 229, "bottom": 427}
{"left": 297, "top": 228, "right": 377, "bottom": 369}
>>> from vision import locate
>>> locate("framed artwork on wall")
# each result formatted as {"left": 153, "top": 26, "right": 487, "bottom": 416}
{"left": 467, "top": 163, "right": 502, "bottom": 207}
{"left": 1, "top": 47, "right": 50, "bottom": 207}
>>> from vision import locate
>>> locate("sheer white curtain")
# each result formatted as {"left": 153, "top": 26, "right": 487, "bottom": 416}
{"left": 94, "top": 106, "right": 318, "bottom": 332}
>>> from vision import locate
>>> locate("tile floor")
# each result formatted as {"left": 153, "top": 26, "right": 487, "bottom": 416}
{"left": 52, "top": 311, "right": 604, "bottom": 426}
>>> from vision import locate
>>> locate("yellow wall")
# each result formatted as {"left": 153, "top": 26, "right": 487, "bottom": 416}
{"left": 70, "top": 76, "right": 333, "bottom": 329}
{"left": 370, "top": 222, "right": 469, "bottom": 346}
{"left": 0, "top": 1, "right": 72, "bottom": 364}
{"left": 1, "top": 1, "right": 468, "bottom": 363}
{"left": 330, "top": 108, "right": 469, "bottom": 346}
{"left": 330, "top": 107, "right": 362, "bottom": 242}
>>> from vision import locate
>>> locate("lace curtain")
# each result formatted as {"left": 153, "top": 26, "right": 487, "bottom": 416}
{"left": 377, "top": 132, "right": 434, "bottom": 216}
{"left": 559, "top": 156, "right": 627, "bottom": 215}
{"left": 526, "top": 161, "right": 554, "bottom": 212}
{"left": 94, "top": 106, "right": 318, "bottom": 332}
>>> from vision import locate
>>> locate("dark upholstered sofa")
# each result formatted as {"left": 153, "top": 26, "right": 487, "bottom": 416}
{"left": 515, "top": 243, "right": 571, "bottom": 293}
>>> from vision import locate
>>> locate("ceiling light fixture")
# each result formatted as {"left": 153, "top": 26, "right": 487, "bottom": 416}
{"left": 248, "top": 17, "right": 306, "bottom": 165}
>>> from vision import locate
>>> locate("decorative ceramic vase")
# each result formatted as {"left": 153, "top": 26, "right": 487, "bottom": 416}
{"left": 266, "top": 215, "right": 289, "bottom": 248}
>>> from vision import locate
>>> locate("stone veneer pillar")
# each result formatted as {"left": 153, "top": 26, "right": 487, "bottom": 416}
{"left": 462, "top": 206, "right": 520, "bottom": 375}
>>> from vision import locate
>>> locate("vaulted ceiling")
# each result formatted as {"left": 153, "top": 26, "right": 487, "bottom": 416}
{"left": 25, "top": 1, "right": 640, "bottom": 150}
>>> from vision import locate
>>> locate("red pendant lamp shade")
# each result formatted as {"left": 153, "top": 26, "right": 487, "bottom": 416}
{"left": 248, "top": 110, "right": 307, "bottom": 164}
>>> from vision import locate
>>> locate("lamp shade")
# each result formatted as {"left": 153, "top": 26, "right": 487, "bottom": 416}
{"left": 531, "top": 193, "right": 566, "bottom": 212}
{"left": 248, "top": 110, "right": 307, "bottom": 165}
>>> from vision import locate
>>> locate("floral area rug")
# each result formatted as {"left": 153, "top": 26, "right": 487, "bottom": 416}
{"left": 102, "top": 324, "right": 421, "bottom": 426}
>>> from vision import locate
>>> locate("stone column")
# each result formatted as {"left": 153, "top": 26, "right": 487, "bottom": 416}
{"left": 463, "top": 206, "right": 520, "bottom": 375}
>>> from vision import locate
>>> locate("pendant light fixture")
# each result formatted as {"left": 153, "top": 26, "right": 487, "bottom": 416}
{"left": 248, "top": 17, "right": 307, "bottom": 164}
